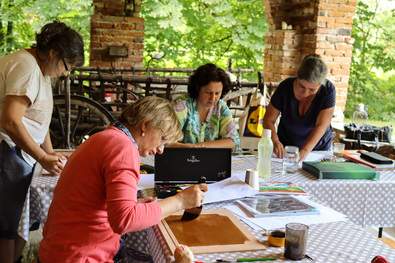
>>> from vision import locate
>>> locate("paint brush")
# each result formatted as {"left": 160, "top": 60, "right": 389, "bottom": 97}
{"left": 180, "top": 176, "right": 206, "bottom": 221}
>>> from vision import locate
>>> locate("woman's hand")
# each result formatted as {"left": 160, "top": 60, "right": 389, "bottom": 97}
{"left": 272, "top": 140, "right": 284, "bottom": 159}
{"left": 299, "top": 148, "right": 310, "bottom": 163}
{"left": 39, "top": 154, "right": 65, "bottom": 175}
{"left": 54, "top": 151, "right": 72, "bottom": 160}
{"left": 174, "top": 245, "right": 194, "bottom": 263}
{"left": 158, "top": 183, "right": 209, "bottom": 219}
{"left": 176, "top": 183, "right": 208, "bottom": 210}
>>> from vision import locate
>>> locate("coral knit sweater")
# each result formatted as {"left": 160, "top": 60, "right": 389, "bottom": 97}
{"left": 38, "top": 126, "right": 162, "bottom": 262}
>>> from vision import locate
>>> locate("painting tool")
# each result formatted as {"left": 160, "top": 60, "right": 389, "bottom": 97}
{"left": 180, "top": 176, "right": 206, "bottom": 221}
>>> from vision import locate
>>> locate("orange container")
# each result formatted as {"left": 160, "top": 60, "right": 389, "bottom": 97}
{"left": 267, "top": 230, "right": 285, "bottom": 247}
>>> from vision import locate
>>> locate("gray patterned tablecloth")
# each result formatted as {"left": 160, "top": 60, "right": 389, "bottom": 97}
{"left": 146, "top": 200, "right": 395, "bottom": 262}
{"left": 141, "top": 152, "right": 395, "bottom": 228}
{"left": 229, "top": 153, "right": 395, "bottom": 228}
{"left": 18, "top": 152, "right": 395, "bottom": 263}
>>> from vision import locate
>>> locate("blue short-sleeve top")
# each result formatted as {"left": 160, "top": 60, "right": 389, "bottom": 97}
{"left": 270, "top": 77, "right": 336, "bottom": 150}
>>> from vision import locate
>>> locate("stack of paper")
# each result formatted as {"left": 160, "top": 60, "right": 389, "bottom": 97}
{"left": 225, "top": 196, "right": 348, "bottom": 231}
{"left": 236, "top": 195, "right": 319, "bottom": 218}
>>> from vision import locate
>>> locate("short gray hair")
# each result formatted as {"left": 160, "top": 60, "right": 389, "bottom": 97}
{"left": 118, "top": 96, "right": 183, "bottom": 144}
{"left": 297, "top": 54, "right": 328, "bottom": 85}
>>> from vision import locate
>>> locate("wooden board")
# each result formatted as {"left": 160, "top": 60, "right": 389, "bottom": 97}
{"left": 158, "top": 209, "right": 266, "bottom": 254}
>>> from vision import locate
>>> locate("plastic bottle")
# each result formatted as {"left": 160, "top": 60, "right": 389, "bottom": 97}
{"left": 352, "top": 103, "right": 368, "bottom": 125}
{"left": 257, "top": 129, "right": 273, "bottom": 178}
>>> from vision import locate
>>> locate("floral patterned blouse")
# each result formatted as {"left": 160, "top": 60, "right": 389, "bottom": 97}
{"left": 173, "top": 94, "right": 240, "bottom": 149}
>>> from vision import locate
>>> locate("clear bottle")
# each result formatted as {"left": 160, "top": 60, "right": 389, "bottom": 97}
{"left": 352, "top": 103, "right": 368, "bottom": 125}
{"left": 257, "top": 129, "right": 273, "bottom": 178}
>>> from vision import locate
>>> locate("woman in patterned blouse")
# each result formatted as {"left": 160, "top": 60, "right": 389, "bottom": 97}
{"left": 171, "top": 63, "right": 240, "bottom": 150}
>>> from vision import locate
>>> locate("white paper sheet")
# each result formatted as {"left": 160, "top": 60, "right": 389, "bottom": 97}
{"left": 225, "top": 196, "right": 348, "bottom": 231}
{"left": 305, "top": 152, "right": 326, "bottom": 162}
{"left": 200, "top": 176, "right": 259, "bottom": 204}
{"left": 297, "top": 151, "right": 327, "bottom": 167}
{"left": 137, "top": 173, "right": 155, "bottom": 190}
{"left": 138, "top": 173, "right": 258, "bottom": 203}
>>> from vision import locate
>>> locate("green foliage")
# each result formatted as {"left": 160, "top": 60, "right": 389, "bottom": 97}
{"left": 347, "top": 0, "right": 395, "bottom": 122}
{"left": 0, "top": 0, "right": 92, "bottom": 64}
{"left": 0, "top": 0, "right": 35, "bottom": 55}
{"left": 141, "top": 0, "right": 267, "bottom": 81}
{"left": 2, "top": 0, "right": 393, "bottom": 121}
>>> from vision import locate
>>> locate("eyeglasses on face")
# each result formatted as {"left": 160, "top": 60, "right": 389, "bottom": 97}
{"left": 159, "top": 128, "right": 168, "bottom": 147}
{"left": 62, "top": 58, "right": 69, "bottom": 72}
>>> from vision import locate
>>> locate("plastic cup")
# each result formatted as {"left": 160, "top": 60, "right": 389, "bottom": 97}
{"left": 333, "top": 143, "right": 345, "bottom": 161}
{"left": 245, "top": 169, "right": 259, "bottom": 190}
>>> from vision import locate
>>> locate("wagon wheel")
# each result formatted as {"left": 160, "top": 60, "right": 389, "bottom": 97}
{"left": 50, "top": 94, "right": 115, "bottom": 149}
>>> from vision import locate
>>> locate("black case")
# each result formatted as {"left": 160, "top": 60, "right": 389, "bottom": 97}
{"left": 360, "top": 152, "right": 394, "bottom": 164}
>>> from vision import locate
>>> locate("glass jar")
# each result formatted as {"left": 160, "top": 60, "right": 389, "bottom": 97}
{"left": 352, "top": 103, "right": 368, "bottom": 125}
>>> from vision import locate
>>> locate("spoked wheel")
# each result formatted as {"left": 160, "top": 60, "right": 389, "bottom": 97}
{"left": 50, "top": 94, "right": 115, "bottom": 149}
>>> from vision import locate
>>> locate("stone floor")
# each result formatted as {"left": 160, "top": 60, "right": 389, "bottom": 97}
{"left": 366, "top": 227, "right": 395, "bottom": 259}
{"left": 365, "top": 227, "right": 393, "bottom": 238}
{"left": 21, "top": 228, "right": 42, "bottom": 263}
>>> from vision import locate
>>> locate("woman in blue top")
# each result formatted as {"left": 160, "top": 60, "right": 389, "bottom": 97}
{"left": 171, "top": 63, "right": 240, "bottom": 150}
{"left": 263, "top": 54, "right": 336, "bottom": 162}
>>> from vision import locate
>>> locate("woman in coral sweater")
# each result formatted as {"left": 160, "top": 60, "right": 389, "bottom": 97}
{"left": 37, "top": 96, "right": 208, "bottom": 262}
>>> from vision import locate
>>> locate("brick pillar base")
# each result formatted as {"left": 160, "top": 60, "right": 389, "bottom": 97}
{"left": 90, "top": 0, "right": 144, "bottom": 68}
{"left": 90, "top": 15, "right": 144, "bottom": 67}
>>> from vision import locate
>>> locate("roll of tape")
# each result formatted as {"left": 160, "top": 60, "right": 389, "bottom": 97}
{"left": 267, "top": 230, "right": 285, "bottom": 247}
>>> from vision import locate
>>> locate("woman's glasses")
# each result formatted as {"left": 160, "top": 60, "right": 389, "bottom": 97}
{"left": 159, "top": 128, "right": 168, "bottom": 147}
{"left": 62, "top": 58, "right": 69, "bottom": 72}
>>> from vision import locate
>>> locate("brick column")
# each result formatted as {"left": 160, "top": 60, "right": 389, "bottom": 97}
{"left": 90, "top": 0, "right": 144, "bottom": 68}
{"left": 264, "top": 30, "right": 302, "bottom": 82}
{"left": 262, "top": 0, "right": 358, "bottom": 122}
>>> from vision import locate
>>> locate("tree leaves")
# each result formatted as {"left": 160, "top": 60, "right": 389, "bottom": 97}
{"left": 141, "top": 0, "right": 267, "bottom": 79}
{"left": 0, "top": 0, "right": 92, "bottom": 60}
{"left": 346, "top": 0, "right": 395, "bottom": 121}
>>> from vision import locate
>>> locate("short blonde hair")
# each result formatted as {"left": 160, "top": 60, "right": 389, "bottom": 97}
{"left": 118, "top": 96, "right": 183, "bottom": 144}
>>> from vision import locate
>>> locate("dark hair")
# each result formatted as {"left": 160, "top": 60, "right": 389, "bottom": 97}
{"left": 297, "top": 54, "right": 328, "bottom": 85}
{"left": 187, "top": 63, "right": 232, "bottom": 99}
{"left": 34, "top": 20, "right": 85, "bottom": 67}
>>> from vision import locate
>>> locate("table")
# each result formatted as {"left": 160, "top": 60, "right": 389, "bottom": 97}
{"left": 147, "top": 200, "right": 395, "bottom": 262}
{"left": 19, "top": 154, "right": 395, "bottom": 262}
{"left": 231, "top": 153, "right": 395, "bottom": 228}
{"left": 18, "top": 166, "right": 58, "bottom": 243}
{"left": 142, "top": 151, "right": 395, "bottom": 228}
